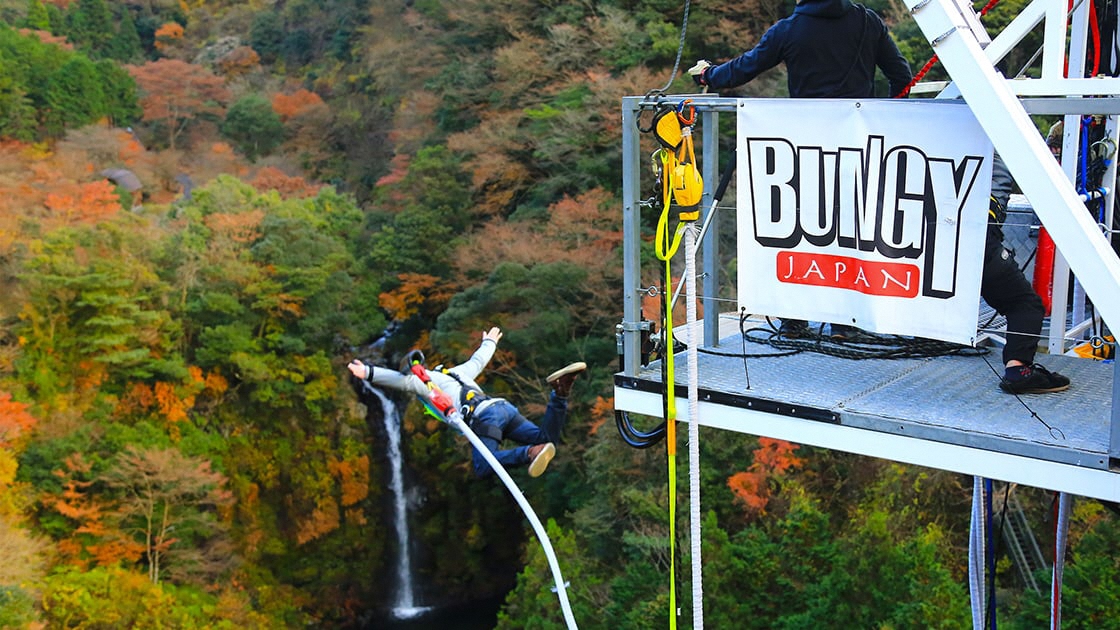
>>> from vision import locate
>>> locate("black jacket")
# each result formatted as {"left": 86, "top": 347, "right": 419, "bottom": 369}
{"left": 705, "top": 0, "right": 912, "bottom": 98}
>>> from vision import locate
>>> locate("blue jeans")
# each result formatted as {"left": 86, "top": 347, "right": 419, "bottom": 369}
{"left": 469, "top": 393, "right": 568, "bottom": 478}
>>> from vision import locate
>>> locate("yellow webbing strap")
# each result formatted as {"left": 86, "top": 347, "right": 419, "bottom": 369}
{"left": 654, "top": 147, "right": 682, "bottom": 630}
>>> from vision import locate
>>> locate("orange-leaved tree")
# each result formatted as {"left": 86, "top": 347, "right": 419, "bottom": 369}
{"left": 379, "top": 272, "right": 456, "bottom": 322}
{"left": 0, "top": 392, "right": 37, "bottom": 449}
{"left": 271, "top": 89, "right": 325, "bottom": 122}
{"left": 727, "top": 437, "right": 804, "bottom": 516}
{"left": 127, "top": 59, "right": 230, "bottom": 150}
{"left": 44, "top": 180, "right": 123, "bottom": 224}
{"left": 50, "top": 453, "right": 144, "bottom": 569}
{"left": 101, "top": 445, "right": 234, "bottom": 584}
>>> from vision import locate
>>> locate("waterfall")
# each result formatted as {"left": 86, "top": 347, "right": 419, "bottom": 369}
{"left": 369, "top": 387, "right": 429, "bottom": 620}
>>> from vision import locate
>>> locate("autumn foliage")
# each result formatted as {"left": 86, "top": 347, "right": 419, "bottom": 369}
{"left": 127, "top": 59, "right": 230, "bottom": 149}
{"left": 727, "top": 437, "right": 804, "bottom": 516}
{"left": 379, "top": 272, "right": 456, "bottom": 321}
{"left": 44, "top": 180, "right": 122, "bottom": 223}
{"left": 0, "top": 392, "right": 37, "bottom": 448}
{"left": 271, "top": 89, "right": 326, "bottom": 122}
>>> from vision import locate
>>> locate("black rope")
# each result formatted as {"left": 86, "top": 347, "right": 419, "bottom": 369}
{"left": 734, "top": 319, "right": 991, "bottom": 361}
{"left": 979, "top": 353, "right": 1066, "bottom": 440}
{"left": 644, "top": 0, "right": 692, "bottom": 99}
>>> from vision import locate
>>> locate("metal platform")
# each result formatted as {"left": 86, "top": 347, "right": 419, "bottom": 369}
{"left": 614, "top": 315, "right": 1120, "bottom": 503}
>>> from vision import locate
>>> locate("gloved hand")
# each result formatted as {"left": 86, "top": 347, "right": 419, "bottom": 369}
{"left": 688, "top": 60, "right": 711, "bottom": 86}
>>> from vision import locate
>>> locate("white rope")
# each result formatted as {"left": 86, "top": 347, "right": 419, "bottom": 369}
{"left": 968, "top": 476, "right": 985, "bottom": 630}
{"left": 1051, "top": 492, "right": 1072, "bottom": 630}
{"left": 685, "top": 222, "right": 704, "bottom": 629}
{"left": 447, "top": 413, "right": 578, "bottom": 629}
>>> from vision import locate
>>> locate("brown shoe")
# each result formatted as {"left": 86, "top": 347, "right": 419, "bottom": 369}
{"left": 527, "top": 442, "right": 555, "bottom": 477}
{"left": 546, "top": 362, "right": 586, "bottom": 398}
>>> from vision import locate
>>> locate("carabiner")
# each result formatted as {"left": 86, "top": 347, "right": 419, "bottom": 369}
{"left": 676, "top": 99, "right": 696, "bottom": 126}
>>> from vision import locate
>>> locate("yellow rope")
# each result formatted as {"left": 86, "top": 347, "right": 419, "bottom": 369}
{"left": 654, "top": 146, "right": 689, "bottom": 630}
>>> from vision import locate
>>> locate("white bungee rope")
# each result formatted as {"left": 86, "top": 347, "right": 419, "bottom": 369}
{"left": 684, "top": 221, "right": 704, "bottom": 628}
{"left": 1051, "top": 492, "right": 1071, "bottom": 630}
{"left": 447, "top": 413, "right": 578, "bottom": 629}
{"left": 968, "top": 476, "right": 985, "bottom": 629}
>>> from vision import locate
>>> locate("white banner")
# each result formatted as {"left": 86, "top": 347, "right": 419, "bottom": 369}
{"left": 737, "top": 99, "right": 993, "bottom": 345}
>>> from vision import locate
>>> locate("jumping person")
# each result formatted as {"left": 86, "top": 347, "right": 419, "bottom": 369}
{"left": 348, "top": 326, "right": 587, "bottom": 477}
{"left": 690, "top": 0, "right": 912, "bottom": 339}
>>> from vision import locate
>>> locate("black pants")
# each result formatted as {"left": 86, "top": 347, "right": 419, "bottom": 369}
{"left": 981, "top": 224, "right": 1045, "bottom": 365}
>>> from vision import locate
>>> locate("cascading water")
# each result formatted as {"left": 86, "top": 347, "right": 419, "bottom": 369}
{"left": 368, "top": 386, "right": 429, "bottom": 620}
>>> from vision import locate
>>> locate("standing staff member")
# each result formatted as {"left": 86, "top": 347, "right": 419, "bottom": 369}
{"left": 690, "top": 0, "right": 912, "bottom": 340}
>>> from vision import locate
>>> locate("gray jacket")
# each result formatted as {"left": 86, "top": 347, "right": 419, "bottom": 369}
{"left": 365, "top": 338, "right": 498, "bottom": 410}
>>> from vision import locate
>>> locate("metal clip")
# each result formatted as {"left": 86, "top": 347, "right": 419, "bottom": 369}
{"left": 910, "top": 0, "right": 932, "bottom": 14}
{"left": 931, "top": 26, "right": 962, "bottom": 47}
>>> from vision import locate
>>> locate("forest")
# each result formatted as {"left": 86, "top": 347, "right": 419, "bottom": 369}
{"left": 0, "top": 0, "right": 1117, "bottom": 627}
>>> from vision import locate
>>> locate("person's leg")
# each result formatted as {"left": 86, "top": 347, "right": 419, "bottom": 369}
{"left": 469, "top": 402, "right": 543, "bottom": 477}
{"left": 980, "top": 231, "right": 1044, "bottom": 366}
{"left": 980, "top": 226, "right": 1070, "bottom": 393}
{"left": 538, "top": 392, "right": 569, "bottom": 444}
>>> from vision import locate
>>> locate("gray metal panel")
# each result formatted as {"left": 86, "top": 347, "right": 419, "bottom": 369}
{"left": 628, "top": 335, "right": 1114, "bottom": 470}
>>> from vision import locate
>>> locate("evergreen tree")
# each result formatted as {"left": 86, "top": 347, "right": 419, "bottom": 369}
{"left": 64, "top": 0, "right": 115, "bottom": 58}
{"left": 105, "top": 8, "right": 142, "bottom": 63}
{"left": 42, "top": 55, "right": 106, "bottom": 135}
{"left": 0, "top": 73, "right": 36, "bottom": 141}
{"left": 22, "top": 0, "right": 50, "bottom": 31}
{"left": 249, "top": 12, "right": 284, "bottom": 64}
{"left": 220, "top": 94, "right": 284, "bottom": 161}
{"left": 95, "top": 59, "right": 141, "bottom": 127}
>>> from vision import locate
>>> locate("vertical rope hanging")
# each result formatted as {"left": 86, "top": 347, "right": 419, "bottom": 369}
{"left": 684, "top": 222, "right": 704, "bottom": 629}
{"left": 969, "top": 476, "right": 986, "bottom": 629}
{"left": 1051, "top": 492, "right": 1072, "bottom": 629}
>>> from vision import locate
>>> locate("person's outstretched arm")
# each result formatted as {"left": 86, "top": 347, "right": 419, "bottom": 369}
{"left": 453, "top": 327, "right": 502, "bottom": 382}
{"left": 348, "top": 359, "right": 427, "bottom": 396}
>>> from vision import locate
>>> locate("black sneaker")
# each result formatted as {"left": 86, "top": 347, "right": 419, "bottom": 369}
{"left": 779, "top": 319, "right": 810, "bottom": 339}
{"left": 999, "top": 363, "right": 1071, "bottom": 394}
{"left": 830, "top": 324, "right": 858, "bottom": 340}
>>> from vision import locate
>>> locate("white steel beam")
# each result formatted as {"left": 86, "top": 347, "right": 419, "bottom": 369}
{"left": 615, "top": 388, "right": 1120, "bottom": 503}
{"left": 904, "top": 0, "right": 1120, "bottom": 339}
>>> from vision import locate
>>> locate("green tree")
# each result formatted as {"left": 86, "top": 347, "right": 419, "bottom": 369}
{"left": 496, "top": 519, "right": 599, "bottom": 630}
{"left": 22, "top": 0, "right": 50, "bottom": 30}
{"left": 64, "top": 0, "right": 115, "bottom": 58}
{"left": 14, "top": 225, "right": 186, "bottom": 403}
{"left": 42, "top": 55, "right": 107, "bottom": 135}
{"left": 105, "top": 7, "right": 143, "bottom": 63}
{"left": 221, "top": 94, "right": 285, "bottom": 162}
{"left": 366, "top": 145, "right": 472, "bottom": 277}
{"left": 0, "top": 72, "right": 36, "bottom": 141}
{"left": 249, "top": 11, "right": 284, "bottom": 65}
{"left": 95, "top": 59, "right": 141, "bottom": 127}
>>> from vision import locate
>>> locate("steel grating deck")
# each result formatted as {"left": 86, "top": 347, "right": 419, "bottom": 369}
{"left": 614, "top": 316, "right": 1120, "bottom": 501}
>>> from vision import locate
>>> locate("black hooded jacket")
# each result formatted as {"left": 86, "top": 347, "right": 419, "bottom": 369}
{"left": 704, "top": 0, "right": 912, "bottom": 98}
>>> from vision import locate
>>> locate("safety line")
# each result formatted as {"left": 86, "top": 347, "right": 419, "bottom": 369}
{"left": 684, "top": 222, "right": 704, "bottom": 629}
